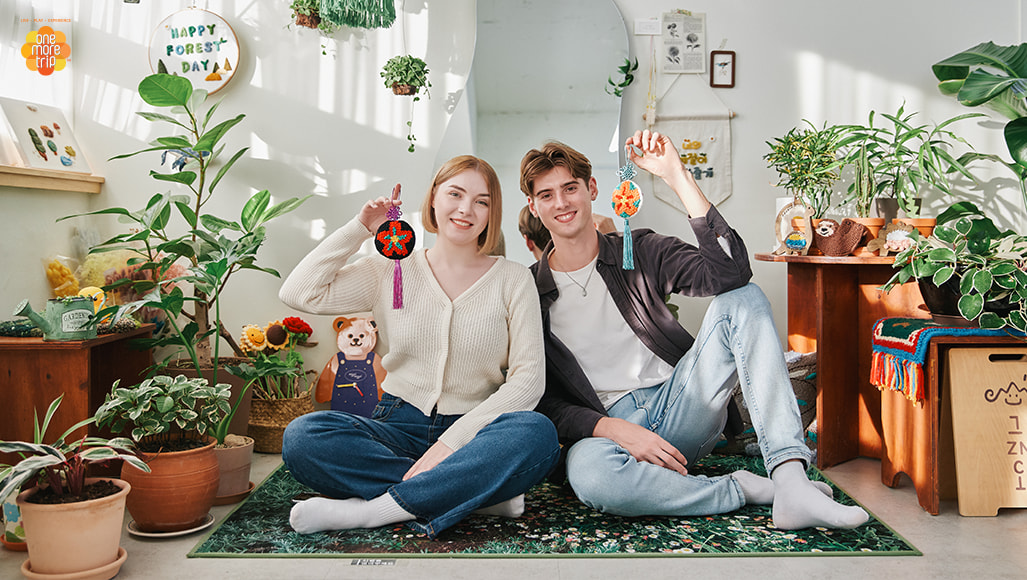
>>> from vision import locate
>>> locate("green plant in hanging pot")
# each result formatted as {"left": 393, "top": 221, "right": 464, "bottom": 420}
{"left": 382, "top": 55, "right": 431, "bottom": 152}
{"left": 882, "top": 201, "right": 1027, "bottom": 331}
{"left": 0, "top": 395, "right": 148, "bottom": 577}
{"left": 933, "top": 41, "right": 1027, "bottom": 214}
{"left": 764, "top": 120, "right": 846, "bottom": 219}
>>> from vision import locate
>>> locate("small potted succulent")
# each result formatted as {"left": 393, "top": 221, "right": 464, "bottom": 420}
{"left": 93, "top": 374, "right": 230, "bottom": 533}
{"left": 0, "top": 395, "right": 148, "bottom": 578}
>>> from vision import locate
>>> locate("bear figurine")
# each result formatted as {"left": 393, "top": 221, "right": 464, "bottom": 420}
{"left": 315, "top": 315, "right": 386, "bottom": 416}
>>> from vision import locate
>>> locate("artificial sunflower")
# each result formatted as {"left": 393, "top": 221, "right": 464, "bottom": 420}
{"left": 264, "top": 321, "right": 289, "bottom": 351}
{"left": 240, "top": 324, "right": 267, "bottom": 353}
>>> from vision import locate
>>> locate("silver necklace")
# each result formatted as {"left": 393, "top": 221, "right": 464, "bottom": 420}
{"left": 562, "top": 262, "right": 595, "bottom": 297}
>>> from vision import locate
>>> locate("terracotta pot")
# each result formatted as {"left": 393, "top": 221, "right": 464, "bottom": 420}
{"left": 248, "top": 394, "right": 314, "bottom": 454}
{"left": 16, "top": 478, "right": 129, "bottom": 577}
{"left": 121, "top": 437, "right": 219, "bottom": 533}
{"left": 790, "top": 217, "right": 823, "bottom": 255}
{"left": 847, "top": 217, "right": 886, "bottom": 257}
{"left": 166, "top": 357, "right": 253, "bottom": 438}
{"left": 294, "top": 12, "right": 321, "bottom": 29}
{"left": 893, "top": 217, "right": 936, "bottom": 238}
{"left": 391, "top": 83, "right": 418, "bottom": 96}
{"left": 213, "top": 435, "right": 254, "bottom": 505}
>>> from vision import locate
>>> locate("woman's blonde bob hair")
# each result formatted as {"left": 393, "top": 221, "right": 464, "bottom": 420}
{"left": 420, "top": 155, "right": 503, "bottom": 254}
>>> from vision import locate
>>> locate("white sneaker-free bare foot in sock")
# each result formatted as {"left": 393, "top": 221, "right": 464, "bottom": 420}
{"left": 289, "top": 493, "right": 415, "bottom": 534}
{"left": 731, "top": 469, "right": 833, "bottom": 505}
{"left": 473, "top": 494, "right": 525, "bottom": 518}
{"left": 770, "top": 460, "right": 869, "bottom": 529}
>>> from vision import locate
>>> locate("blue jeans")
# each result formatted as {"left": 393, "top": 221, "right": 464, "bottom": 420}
{"left": 565, "top": 283, "right": 810, "bottom": 516}
{"left": 282, "top": 393, "right": 560, "bottom": 538}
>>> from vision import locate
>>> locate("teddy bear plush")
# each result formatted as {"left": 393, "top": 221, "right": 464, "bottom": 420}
{"left": 315, "top": 315, "right": 386, "bottom": 416}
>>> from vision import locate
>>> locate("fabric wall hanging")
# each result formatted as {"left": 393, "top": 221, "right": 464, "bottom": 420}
{"left": 649, "top": 113, "right": 733, "bottom": 210}
{"left": 148, "top": 8, "right": 239, "bottom": 95}
{"left": 320, "top": 0, "right": 395, "bottom": 30}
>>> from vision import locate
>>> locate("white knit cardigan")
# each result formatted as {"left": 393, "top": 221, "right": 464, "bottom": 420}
{"left": 278, "top": 218, "right": 545, "bottom": 450}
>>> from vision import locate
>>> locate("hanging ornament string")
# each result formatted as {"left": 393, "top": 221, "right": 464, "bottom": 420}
{"left": 611, "top": 151, "right": 642, "bottom": 270}
{"left": 374, "top": 184, "right": 416, "bottom": 308}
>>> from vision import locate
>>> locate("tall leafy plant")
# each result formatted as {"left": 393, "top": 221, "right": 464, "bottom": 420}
{"left": 60, "top": 74, "right": 309, "bottom": 382}
{"left": 764, "top": 120, "right": 846, "bottom": 218}
{"left": 933, "top": 41, "right": 1027, "bottom": 213}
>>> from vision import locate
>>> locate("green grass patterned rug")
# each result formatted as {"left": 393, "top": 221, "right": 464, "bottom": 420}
{"left": 188, "top": 455, "right": 918, "bottom": 558}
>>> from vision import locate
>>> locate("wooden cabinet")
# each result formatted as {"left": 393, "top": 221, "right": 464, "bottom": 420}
{"left": 0, "top": 326, "right": 153, "bottom": 456}
{"left": 754, "top": 253, "right": 926, "bottom": 467}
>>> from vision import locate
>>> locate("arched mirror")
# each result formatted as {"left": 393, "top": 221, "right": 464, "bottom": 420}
{"left": 468, "top": 0, "right": 628, "bottom": 266}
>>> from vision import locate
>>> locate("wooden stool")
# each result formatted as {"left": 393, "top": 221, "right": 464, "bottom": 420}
{"left": 947, "top": 348, "right": 1027, "bottom": 516}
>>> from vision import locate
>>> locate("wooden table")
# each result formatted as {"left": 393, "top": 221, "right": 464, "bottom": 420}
{"left": 0, "top": 326, "right": 153, "bottom": 455}
{"left": 880, "top": 335, "right": 1025, "bottom": 515}
{"left": 754, "top": 253, "right": 927, "bottom": 467}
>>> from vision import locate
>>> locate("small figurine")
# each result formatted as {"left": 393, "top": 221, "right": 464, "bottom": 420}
{"left": 315, "top": 315, "right": 386, "bottom": 416}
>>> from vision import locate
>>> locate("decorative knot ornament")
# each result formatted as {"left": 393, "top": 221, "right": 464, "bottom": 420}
{"left": 611, "top": 157, "right": 642, "bottom": 269}
{"left": 374, "top": 184, "right": 415, "bottom": 308}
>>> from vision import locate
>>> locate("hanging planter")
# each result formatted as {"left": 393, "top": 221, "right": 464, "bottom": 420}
{"left": 290, "top": 0, "right": 338, "bottom": 36}
{"left": 381, "top": 55, "right": 431, "bottom": 152}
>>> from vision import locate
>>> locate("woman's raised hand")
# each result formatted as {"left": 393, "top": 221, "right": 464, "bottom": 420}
{"left": 358, "top": 183, "right": 403, "bottom": 232}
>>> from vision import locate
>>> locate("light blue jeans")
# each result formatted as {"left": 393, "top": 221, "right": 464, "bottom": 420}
{"left": 565, "top": 283, "right": 810, "bottom": 516}
{"left": 282, "top": 393, "right": 560, "bottom": 538}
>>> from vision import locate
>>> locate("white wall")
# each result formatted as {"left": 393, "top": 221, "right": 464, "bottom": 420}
{"left": 1, "top": 0, "right": 1025, "bottom": 374}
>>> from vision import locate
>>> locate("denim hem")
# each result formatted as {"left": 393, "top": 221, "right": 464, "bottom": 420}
{"left": 764, "top": 448, "right": 811, "bottom": 476}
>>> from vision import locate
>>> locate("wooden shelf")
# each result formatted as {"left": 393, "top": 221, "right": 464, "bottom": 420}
{"left": 0, "top": 164, "right": 104, "bottom": 193}
{"left": 754, "top": 251, "right": 897, "bottom": 265}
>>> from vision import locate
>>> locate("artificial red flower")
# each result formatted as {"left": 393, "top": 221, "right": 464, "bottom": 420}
{"left": 283, "top": 316, "right": 313, "bottom": 336}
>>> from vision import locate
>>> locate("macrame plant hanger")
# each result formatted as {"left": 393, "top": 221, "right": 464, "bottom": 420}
{"left": 374, "top": 184, "right": 415, "bottom": 308}
{"left": 319, "top": 0, "right": 396, "bottom": 29}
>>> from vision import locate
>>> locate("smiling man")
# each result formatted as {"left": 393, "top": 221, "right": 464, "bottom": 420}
{"left": 519, "top": 130, "right": 869, "bottom": 530}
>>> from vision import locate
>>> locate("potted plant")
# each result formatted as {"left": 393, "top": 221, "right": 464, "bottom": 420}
{"left": 381, "top": 55, "right": 431, "bottom": 152}
{"left": 881, "top": 201, "right": 1027, "bottom": 331}
{"left": 59, "top": 73, "right": 309, "bottom": 442}
{"left": 933, "top": 41, "right": 1027, "bottom": 214}
{"left": 227, "top": 317, "right": 315, "bottom": 453}
{"left": 0, "top": 395, "right": 148, "bottom": 578}
{"left": 838, "top": 103, "right": 984, "bottom": 224}
{"left": 94, "top": 374, "right": 230, "bottom": 533}
{"left": 764, "top": 120, "right": 846, "bottom": 220}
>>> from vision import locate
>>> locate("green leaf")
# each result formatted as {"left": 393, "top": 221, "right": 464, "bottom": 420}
{"left": 208, "top": 147, "right": 248, "bottom": 194}
{"left": 958, "top": 293, "right": 984, "bottom": 320}
{"left": 241, "top": 189, "right": 271, "bottom": 232}
{"left": 194, "top": 114, "right": 245, "bottom": 153}
{"left": 138, "top": 74, "right": 193, "bottom": 107}
{"left": 979, "top": 311, "right": 1005, "bottom": 329}
{"left": 932, "top": 266, "right": 955, "bottom": 286}
{"left": 971, "top": 269, "right": 994, "bottom": 294}
{"left": 150, "top": 170, "right": 197, "bottom": 186}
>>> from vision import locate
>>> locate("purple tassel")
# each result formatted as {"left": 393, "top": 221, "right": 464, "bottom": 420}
{"left": 393, "top": 259, "right": 403, "bottom": 309}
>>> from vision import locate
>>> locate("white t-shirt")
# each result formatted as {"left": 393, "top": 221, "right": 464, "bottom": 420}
{"left": 549, "top": 257, "right": 675, "bottom": 408}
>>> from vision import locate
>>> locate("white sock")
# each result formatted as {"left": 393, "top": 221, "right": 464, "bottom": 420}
{"left": 289, "top": 493, "right": 415, "bottom": 534}
{"left": 770, "top": 461, "right": 869, "bottom": 530}
{"left": 732, "top": 470, "right": 833, "bottom": 505}
{"left": 473, "top": 494, "right": 525, "bottom": 518}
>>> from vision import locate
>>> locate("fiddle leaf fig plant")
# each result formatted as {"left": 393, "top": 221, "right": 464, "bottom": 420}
{"left": 59, "top": 74, "right": 309, "bottom": 382}
{"left": 933, "top": 41, "right": 1027, "bottom": 213}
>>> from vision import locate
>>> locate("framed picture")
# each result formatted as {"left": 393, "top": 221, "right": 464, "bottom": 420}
{"left": 148, "top": 8, "right": 240, "bottom": 95}
{"left": 710, "top": 50, "right": 736, "bottom": 88}
{"left": 0, "top": 97, "right": 92, "bottom": 173}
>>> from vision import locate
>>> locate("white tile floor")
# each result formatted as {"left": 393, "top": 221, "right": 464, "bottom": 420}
{"left": 3, "top": 453, "right": 1026, "bottom": 580}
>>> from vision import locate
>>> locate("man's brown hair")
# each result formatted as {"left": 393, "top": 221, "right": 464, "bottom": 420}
{"left": 519, "top": 141, "right": 592, "bottom": 198}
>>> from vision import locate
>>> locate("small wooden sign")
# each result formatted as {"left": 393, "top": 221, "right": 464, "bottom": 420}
{"left": 948, "top": 348, "right": 1027, "bottom": 516}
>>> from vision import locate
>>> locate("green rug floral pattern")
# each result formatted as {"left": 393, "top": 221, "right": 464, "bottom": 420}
{"left": 190, "top": 455, "right": 918, "bottom": 557}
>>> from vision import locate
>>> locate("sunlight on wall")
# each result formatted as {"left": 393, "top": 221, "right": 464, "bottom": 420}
{"left": 796, "top": 50, "right": 924, "bottom": 125}
{"left": 309, "top": 217, "right": 326, "bottom": 240}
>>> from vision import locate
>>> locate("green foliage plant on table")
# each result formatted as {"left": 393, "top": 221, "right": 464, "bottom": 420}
{"left": 764, "top": 120, "right": 846, "bottom": 219}
{"left": 226, "top": 317, "right": 314, "bottom": 401}
{"left": 606, "top": 57, "right": 639, "bottom": 97}
{"left": 381, "top": 55, "right": 431, "bottom": 152}
{"left": 882, "top": 201, "right": 1027, "bottom": 332}
{"left": 58, "top": 74, "right": 309, "bottom": 392}
{"left": 934, "top": 41, "right": 1027, "bottom": 214}
{"left": 0, "top": 394, "right": 149, "bottom": 503}
{"left": 838, "top": 103, "right": 984, "bottom": 218}
{"left": 94, "top": 375, "right": 232, "bottom": 452}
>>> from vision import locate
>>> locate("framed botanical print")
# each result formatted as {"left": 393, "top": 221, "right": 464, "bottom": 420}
{"left": 710, "top": 50, "right": 736, "bottom": 88}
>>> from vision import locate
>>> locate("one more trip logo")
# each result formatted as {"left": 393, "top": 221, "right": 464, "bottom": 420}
{"left": 21, "top": 26, "right": 70, "bottom": 76}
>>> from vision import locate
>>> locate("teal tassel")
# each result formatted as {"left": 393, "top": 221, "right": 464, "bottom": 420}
{"left": 622, "top": 219, "right": 634, "bottom": 270}
{"left": 320, "top": 0, "right": 396, "bottom": 30}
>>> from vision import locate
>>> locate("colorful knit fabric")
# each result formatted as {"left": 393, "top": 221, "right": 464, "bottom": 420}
{"left": 870, "top": 317, "right": 1019, "bottom": 405}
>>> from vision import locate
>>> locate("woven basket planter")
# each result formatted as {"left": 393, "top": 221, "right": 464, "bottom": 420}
{"left": 248, "top": 394, "right": 314, "bottom": 454}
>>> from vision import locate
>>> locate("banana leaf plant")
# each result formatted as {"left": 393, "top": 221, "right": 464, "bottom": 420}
{"left": 933, "top": 41, "right": 1027, "bottom": 212}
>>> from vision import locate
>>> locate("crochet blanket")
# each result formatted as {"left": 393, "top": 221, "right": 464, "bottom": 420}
{"left": 870, "top": 317, "right": 1016, "bottom": 404}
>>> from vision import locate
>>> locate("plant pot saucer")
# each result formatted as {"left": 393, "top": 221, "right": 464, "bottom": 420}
{"left": 21, "top": 546, "right": 126, "bottom": 580}
{"left": 1, "top": 535, "right": 27, "bottom": 551}
{"left": 126, "top": 513, "right": 214, "bottom": 538}
{"left": 213, "top": 481, "right": 255, "bottom": 506}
